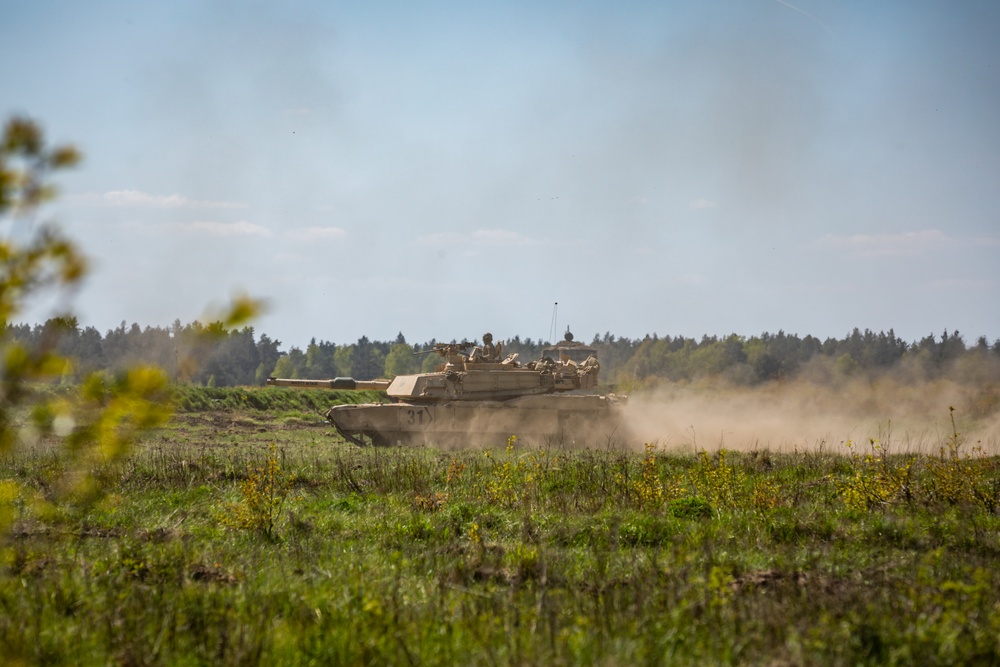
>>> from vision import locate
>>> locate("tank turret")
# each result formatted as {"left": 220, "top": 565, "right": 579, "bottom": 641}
{"left": 541, "top": 327, "right": 599, "bottom": 364}
{"left": 267, "top": 332, "right": 624, "bottom": 447}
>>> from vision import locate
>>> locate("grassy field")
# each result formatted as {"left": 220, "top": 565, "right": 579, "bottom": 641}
{"left": 2, "top": 389, "right": 1000, "bottom": 665}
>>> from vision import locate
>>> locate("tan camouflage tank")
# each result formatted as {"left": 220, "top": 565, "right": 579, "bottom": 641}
{"left": 266, "top": 331, "right": 626, "bottom": 447}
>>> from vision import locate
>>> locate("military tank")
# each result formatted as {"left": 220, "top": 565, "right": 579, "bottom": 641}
{"left": 266, "top": 332, "right": 626, "bottom": 447}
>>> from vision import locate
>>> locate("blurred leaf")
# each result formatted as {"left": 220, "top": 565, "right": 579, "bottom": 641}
{"left": 222, "top": 294, "right": 267, "bottom": 329}
{"left": 49, "top": 145, "right": 81, "bottom": 168}
{"left": 2, "top": 117, "right": 42, "bottom": 155}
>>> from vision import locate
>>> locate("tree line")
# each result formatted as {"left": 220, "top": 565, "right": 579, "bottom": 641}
{"left": 5, "top": 319, "right": 999, "bottom": 388}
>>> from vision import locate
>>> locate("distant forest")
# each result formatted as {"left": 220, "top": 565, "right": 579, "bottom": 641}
{"left": 5, "top": 318, "right": 1000, "bottom": 389}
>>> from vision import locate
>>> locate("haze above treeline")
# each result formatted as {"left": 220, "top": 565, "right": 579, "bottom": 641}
{"left": 6, "top": 318, "right": 999, "bottom": 390}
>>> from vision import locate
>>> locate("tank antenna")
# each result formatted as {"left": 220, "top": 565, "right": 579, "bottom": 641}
{"left": 549, "top": 302, "right": 558, "bottom": 345}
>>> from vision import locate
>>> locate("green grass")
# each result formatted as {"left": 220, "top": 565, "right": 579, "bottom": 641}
{"left": 170, "top": 384, "right": 386, "bottom": 414}
{"left": 3, "top": 416, "right": 1000, "bottom": 665}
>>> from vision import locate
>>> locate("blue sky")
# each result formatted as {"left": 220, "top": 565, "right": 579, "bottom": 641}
{"left": 3, "top": 0, "right": 999, "bottom": 349}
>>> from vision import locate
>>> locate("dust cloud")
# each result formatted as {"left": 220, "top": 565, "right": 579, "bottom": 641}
{"left": 623, "top": 375, "right": 1000, "bottom": 455}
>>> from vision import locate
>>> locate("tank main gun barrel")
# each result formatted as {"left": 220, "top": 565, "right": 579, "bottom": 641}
{"left": 266, "top": 377, "right": 392, "bottom": 391}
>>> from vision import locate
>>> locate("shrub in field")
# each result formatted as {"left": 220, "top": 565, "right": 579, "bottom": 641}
{"left": 413, "top": 491, "right": 450, "bottom": 512}
{"left": 689, "top": 449, "right": 748, "bottom": 509}
{"left": 445, "top": 457, "right": 466, "bottom": 486}
{"left": 749, "top": 477, "right": 784, "bottom": 510}
{"left": 919, "top": 407, "right": 999, "bottom": 510}
{"left": 837, "top": 410, "right": 1000, "bottom": 513}
{"left": 668, "top": 496, "right": 713, "bottom": 519}
{"left": 479, "top": 436, "right": 559, "bottom": 508}
{"left": 413, "top": 455, "right": 461, "bottom": 511}
{"left": 633, "top": 442, "right": 665, "bottom": 507}
{"left": 838, "top": 438, "right": 914, "bottom": 511}
{"left": 619, "top": 514, "right": 675, "bottom": 546}
{"left": 481, "top": 435, "right": 527, "bottom": 506}
{"left": 217, "top": 444, "right": 294, "bottom": 540}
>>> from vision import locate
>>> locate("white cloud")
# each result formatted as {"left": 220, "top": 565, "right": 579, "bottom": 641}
{"left": 820, "top": 229, "right": 947, "bottom": 257}
{"left": 165, "top": 220, "right": 272, "bottom": 237}
{"left": 689, "top": 198, "right": 718, "bottom": 210}
{"left": 285, "top": 226, "right": 347, "bottom": 241}
{"left": 72, "top": 190, "right": 246, "bottom": 209}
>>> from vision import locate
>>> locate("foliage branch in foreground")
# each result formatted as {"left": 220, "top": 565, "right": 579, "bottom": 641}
{"left": 0, "top": 115, "right": 260, "bottom": 537}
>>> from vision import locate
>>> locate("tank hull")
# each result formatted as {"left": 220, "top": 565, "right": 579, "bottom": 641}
{"left": 327, "top": 394, "right": 625, "bottom": 448}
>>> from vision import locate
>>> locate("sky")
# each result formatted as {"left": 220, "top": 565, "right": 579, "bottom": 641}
{"left": 3, "top": 0, "right": 999, "bottom": 350}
